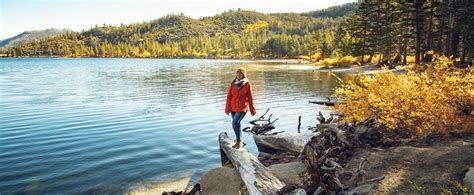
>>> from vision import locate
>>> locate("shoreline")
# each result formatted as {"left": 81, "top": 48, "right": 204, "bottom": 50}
{"left": 0, "top": 55, "right": 311, "bottom": 62}
{"left": 0, "top": 56, "right": 316, "bottom": 66}
{"left": 161, "top": 130, "right": 474, "bottom": 194}
{"left": 1, "top": 56, "right": 405, "bottom": 75}
{"left": 271, "top": 63, "right": 407, "bottom": 75}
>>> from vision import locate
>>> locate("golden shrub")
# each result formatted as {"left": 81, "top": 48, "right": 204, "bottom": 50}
{"left": 318, "top": 58, "right": 338, "bottom": 66}
{"left": 316, "top": 55, "right": 357, "bottom": 67}
{"left": 311, "top": 52, "right": 322, "bottom": 61}
{"left": 358, "top": 54, "right": 381, "bottom": 64}
{"left": 338, "top": 56, "right": 358, "bottom": 65}
{"left": 333, "top": 57, "right": 474, "bottom": 135}
{"left": 370, "top": 54, "right": 381, "bottom": 63}
{"left": 406, "top": 55, "right": 416, "bottom": 63}
{"left": 297, "top": 55, "right": 311, "bottom": 60}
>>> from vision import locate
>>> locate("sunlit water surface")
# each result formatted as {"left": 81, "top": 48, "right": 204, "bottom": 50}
{"left": 0, "top": 58, "right": 340, "bottom": 194}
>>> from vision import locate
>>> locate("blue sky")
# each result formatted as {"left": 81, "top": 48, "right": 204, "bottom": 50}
{"left": 1, "top": 0, "right": 355, "bottom": 40}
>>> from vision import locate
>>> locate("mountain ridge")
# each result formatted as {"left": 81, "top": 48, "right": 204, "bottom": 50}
{"left": 0, "top": 28, "right": 72, "bottom": 50}
{"left": 3, "top": 2, "right": 359, "bottom": 58}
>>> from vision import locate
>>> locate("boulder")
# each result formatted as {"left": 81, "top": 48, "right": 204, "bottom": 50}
{"left": 126, "top": 176, "right": 190, "bottom": 194}
{"left": 253, "top": 133, "right": 316, "bottom": 154}
{"left": 289, "top": 188, "right": 306, "bottom": 195}
{"left": 268, "top": 161, "right": 307, "bottom": 186}
{"left": 200, "top": 167, "right": 245, "bottom": 195}
{"left": 464, "top": 167, "right": 474, "bottom": 192}
{"left": 342, "top": 182, "right": 377, "bottom": 195}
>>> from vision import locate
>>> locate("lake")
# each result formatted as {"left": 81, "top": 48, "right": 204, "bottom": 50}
{"left": 0, "top": 58, "right": 339, "bottom": 194}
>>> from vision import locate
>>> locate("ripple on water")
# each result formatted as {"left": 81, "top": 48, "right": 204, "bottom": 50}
{"left": 0, "top": 58, "right": 337, "bottom": 193}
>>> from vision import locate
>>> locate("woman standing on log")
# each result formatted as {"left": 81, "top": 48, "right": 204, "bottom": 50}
{"left": 225, "top": 67, "right": 257, "bottom": 149}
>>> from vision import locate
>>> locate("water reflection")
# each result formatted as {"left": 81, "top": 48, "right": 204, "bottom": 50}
{"left": 0, "top": 58, "right": 341, "bottom": 194}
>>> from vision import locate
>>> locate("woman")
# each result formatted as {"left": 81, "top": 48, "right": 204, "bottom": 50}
{"left": 225, "top": 67, "right": 256, "bottom": 149}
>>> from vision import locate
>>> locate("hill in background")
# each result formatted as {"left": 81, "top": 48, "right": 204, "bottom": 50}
{"left": 3, "top": 3, "right": 359, "bottom": 58}
{"left": 0, "top": 28, "right": 72, "bottom": 50}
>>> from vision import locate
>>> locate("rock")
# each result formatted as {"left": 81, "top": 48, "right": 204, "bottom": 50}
{"left": 289, "top": 188, "right": 306, "bottom": 195}
{"left": 253, "top": 133, "right": 315, "bottom": 154}
{"left": 126, "top": 176, "right": 190, "bottom": 194}
{"left": 462, "top": 141, "right": 474, "bottom": 147}
{"left": 464, "top": 167, "right": 474, "bottom": 192}
{"left": 200, "top": 167, "right": 245, "bottom": 195}
{"left": 268, "top": 161, "right": 307, "bottom": 186}
{"left": 258, "top": 152, "right": 273, "bottom": 158}
{"left": 341, "top": 182, "right": 377, "bottom": 195}
{"left": 184, "top": 183, "right": 200, "bottom": 195}
{"left": 341, "top": 176, "right": 385, "bottom": 195}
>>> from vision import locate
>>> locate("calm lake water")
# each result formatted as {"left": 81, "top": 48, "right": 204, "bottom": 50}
{"left": 0, "top": 58, "right": 339, "bottom": 194}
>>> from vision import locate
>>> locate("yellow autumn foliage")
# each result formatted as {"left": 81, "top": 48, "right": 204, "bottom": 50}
{"left": 333, "top": 57, "right": 474, "bottom": 135}
{"left": 311, "top": 52, "right": 322, "bottom": 61}
{"left": 316, "top": 55, "right": 358, "bottom": 67}
{"left": 338, "top": 56, "right": 358, "bottom": 65}
{"left": 359, "top": 54, "right": 381, "bottom": 63}
{"left": 296, "top": 55, "right": 311, "bottom": 60}
{"left": 244, "top": 21, "right": 269, "bottom": 33}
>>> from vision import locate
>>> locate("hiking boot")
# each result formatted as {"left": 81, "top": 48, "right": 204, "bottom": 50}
{"left": 232, "top": 140, "right": 243, "bottom": 149}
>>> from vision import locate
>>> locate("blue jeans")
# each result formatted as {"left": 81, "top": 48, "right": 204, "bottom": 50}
{"left": 231, "top": 111, "right": 247, "bottom": 142}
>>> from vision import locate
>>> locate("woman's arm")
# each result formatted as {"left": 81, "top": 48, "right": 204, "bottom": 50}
{"left": 225, "top": 82, "right": 233, "bottom": 114}
{"left": 247, "top": 83, "right": 256, "bottom": 116}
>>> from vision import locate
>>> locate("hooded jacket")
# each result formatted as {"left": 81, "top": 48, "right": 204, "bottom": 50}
{"left": 225, "top": 79, "right": 256, "bottom": 115}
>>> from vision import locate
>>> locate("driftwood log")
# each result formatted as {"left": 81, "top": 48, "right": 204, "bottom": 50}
{"left": 218, "top": 132, "right": 285, "bottom": 194}
{"left": 243, "top": 108, "right": 280, "bottom": 135}
{"left": 317, "top": 123, "right": 354, "bottom": 147}
{"left": 308, "top": 98, "right": 344, "bottom": 106}
{"left": 308, "top": 111, "right": 340, "bottom": 132}
{"left": 253, "top": 133, "right": 315, "bottom": 166}
{"left": 301, "top": 113, "right": 388, "bottom": 194}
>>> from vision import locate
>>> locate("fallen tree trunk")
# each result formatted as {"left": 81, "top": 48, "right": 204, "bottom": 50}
{"left": 218, "top": 132, "right": 285, "bottom": 194}
{"left": 308, "top": 99, "right": 344, "bottom": 106}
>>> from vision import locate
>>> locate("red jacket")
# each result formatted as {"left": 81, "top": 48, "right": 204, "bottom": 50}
{"left": 225, "top": 80, "right": 256, "bottom": 115}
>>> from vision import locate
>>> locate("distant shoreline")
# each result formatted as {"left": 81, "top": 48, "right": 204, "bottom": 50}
{"left": 1, "top": 56, "right": 394, "bottom": 74}
{"left": 0, "top": 56, "right": 314, "bottom": 64}
{"left": 0, "top": 56, "right": 306, "bottom": 60}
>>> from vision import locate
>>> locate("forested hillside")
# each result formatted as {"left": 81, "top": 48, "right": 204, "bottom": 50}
{"left": 2, "top": 4, "right": 354, "bottom": 58}
{"left": 303, "top": 2, "right": 359, "bottom": 18}
{"left": 3, "top": 1, "right": 473, "bottom": 64}
{"left": 0, "top": 28, "right": 71, "bottom": 50}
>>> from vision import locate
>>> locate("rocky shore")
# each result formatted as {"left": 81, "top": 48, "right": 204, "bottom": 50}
{"left": 148, "top": 111, "right": 474, "bottom": 195}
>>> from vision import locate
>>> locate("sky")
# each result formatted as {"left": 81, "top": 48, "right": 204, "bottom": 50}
{"left": 1, "top": 0, "right": 355, "bottom": 40}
